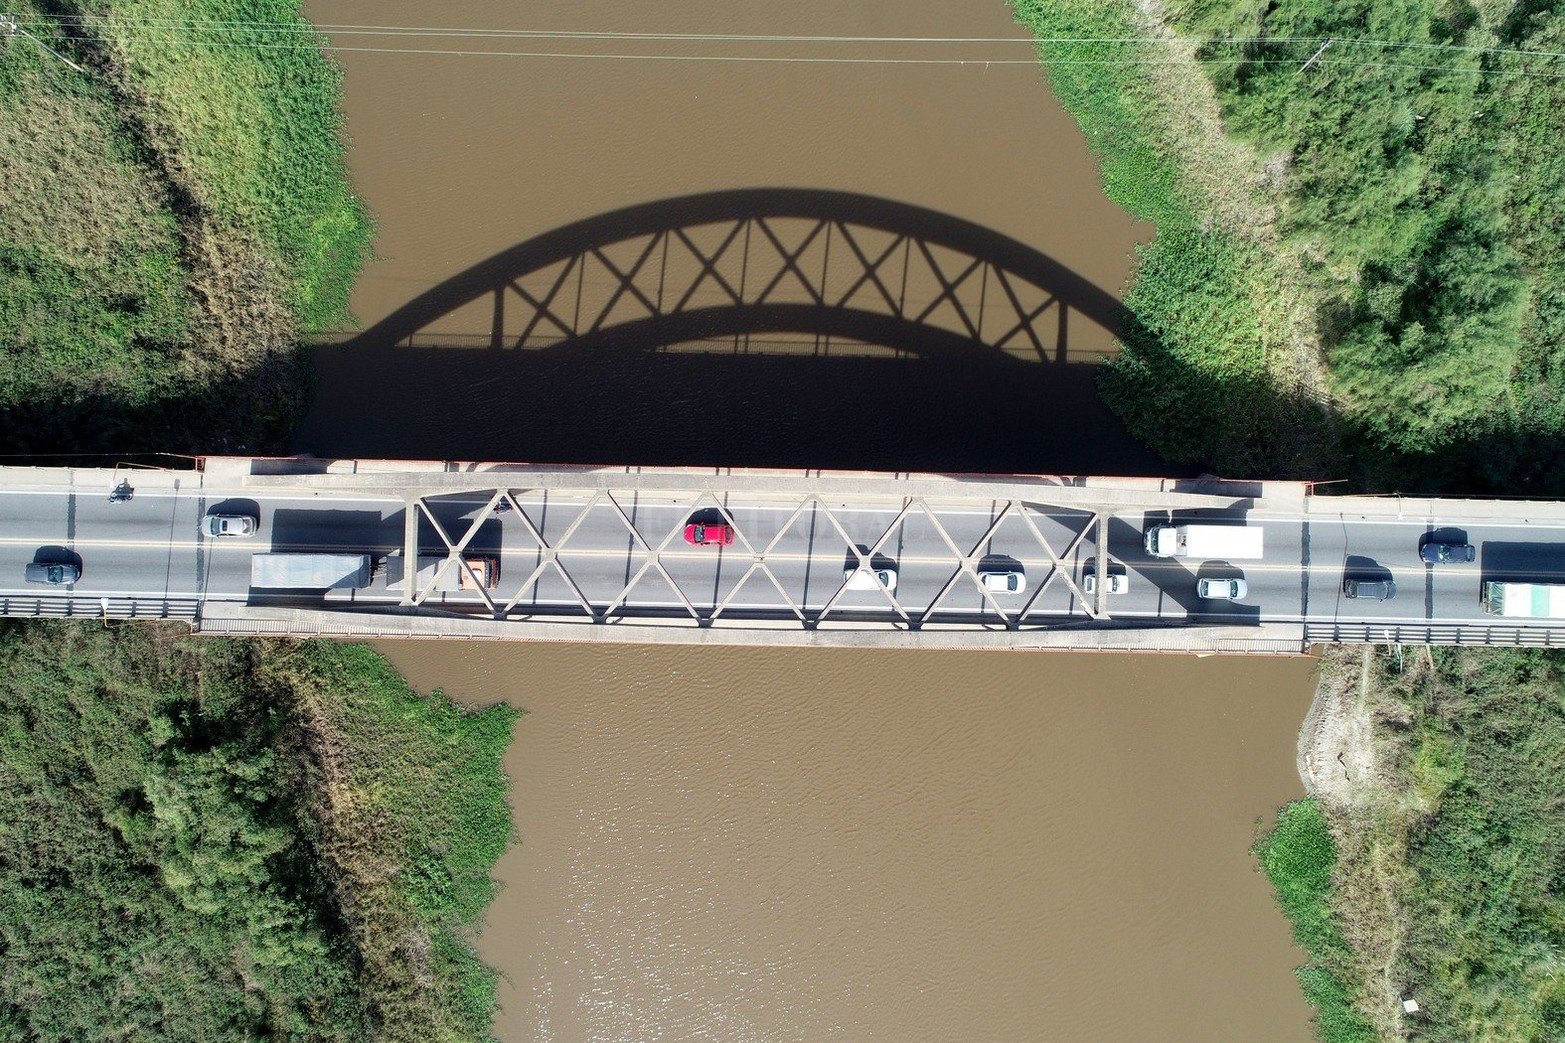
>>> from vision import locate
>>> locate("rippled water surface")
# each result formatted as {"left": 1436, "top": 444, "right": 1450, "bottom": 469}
{"left": 310, "top": 0, "right": 1320, "bottom": 1036}
{"left": 383, "top": 642, "right": 1316, "bottom": 1043}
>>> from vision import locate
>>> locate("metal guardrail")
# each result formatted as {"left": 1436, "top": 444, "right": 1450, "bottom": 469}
{"left": 0, "top": 595, "right": 199, "bottom": 622}
{"left": 1304, "top": 622, "right": 1565, "bottom": 647}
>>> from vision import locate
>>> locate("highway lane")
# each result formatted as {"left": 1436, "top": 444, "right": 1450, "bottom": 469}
{"left": 0, "top": 478, "right": 1559, "bottom": 629}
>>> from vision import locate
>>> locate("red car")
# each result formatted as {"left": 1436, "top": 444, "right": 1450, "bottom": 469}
{"left": 684, "top": 521, "right": 736, "bottom": 546}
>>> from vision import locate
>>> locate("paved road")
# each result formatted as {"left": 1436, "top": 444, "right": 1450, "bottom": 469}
{"left": 0, "top": 472, "right": 1558, "bottom": 633}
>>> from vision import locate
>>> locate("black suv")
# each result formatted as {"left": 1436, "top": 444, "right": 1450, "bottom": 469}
{"left": 1343, "top": 577, "right": 1395, "bottom": 601}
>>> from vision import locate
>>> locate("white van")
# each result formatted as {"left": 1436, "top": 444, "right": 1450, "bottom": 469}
{"left": 844, "top": 566, "right": 898, "bottom": 591}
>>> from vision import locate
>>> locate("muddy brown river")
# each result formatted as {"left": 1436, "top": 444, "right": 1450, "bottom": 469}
{"left": 384, "top": 643, "right": 1316, "bottom": 1042}
{"left": 307, "top": 0, "right": 1318, "bottom": 1038}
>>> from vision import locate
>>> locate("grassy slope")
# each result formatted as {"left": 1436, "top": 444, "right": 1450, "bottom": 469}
{"left": 274, "top": 642, "right": 517, "bottom": 1041}
{"left": 1341, "top": 647, "right": 1565, "bottom": 1041}
{"left": 0, "top": 1, "right": 370, "bottom": 454}
{"left": 1010, "top": 0, "right": 1339, "bottom": 478}
{"left": 0, "top": 624, "right": 514, "bottom": 1042}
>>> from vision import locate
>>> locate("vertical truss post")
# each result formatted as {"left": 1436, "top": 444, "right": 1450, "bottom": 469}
{"left": 1093, "top": 510, "right": 1111, "bottom": 619}
{"left": 400, "top": 495, "right": 420, "bottom": 606}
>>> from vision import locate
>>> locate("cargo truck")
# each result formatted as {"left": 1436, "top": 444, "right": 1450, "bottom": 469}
{"left": 250, "top": 553, "right": 376, "bottom": 590}
{"left": 385, "top": 554, "right": 500, "bottom": 593}
{"left": 1482, "top": 581, "right": 1565, "bottom": 618}
{"left": 1143, "top": 523, "right": 1264, "bottom": 560}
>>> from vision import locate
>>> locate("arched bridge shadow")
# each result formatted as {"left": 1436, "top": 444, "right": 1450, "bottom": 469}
{"left": 301, "top": 188, "right": 1180, "bottom": 475}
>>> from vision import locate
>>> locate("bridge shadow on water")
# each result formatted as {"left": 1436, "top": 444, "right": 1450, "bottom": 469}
{"left": 298, "top": 188, "right": 1185, "bottom": 477}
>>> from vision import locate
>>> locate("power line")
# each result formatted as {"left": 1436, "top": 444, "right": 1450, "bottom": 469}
{"left": 8, "top": 16, "right": 1565, "bottom": 61}
{"left": 12, "top": 17, "right": 1565, "bottom": 77}
{"left": 23, "top": 39, "right": 1565, "bottom": 79}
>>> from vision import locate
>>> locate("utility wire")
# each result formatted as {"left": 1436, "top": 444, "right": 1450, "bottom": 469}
{"left": 11, "top": 17, "right": 1565, "bottom": 76}
{"left": 9, "top": 16, "right": 1565, "bottom": 61}
{"left": 22, "top": 37, "right": 1565, "bottom": 78}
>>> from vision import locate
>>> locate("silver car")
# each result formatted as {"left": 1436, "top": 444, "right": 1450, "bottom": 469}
{"left": 25, "top": 562, "right": 79, "bottom": 585}
{"left": 1197, "top": 577, "right": 1247, "bottom": 601}
{"left": 202, "top": 514, "right": 258, "bottom": 538}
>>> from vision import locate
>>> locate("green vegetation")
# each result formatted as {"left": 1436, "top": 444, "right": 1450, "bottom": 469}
{"left": 1303, "top": 647, "right": 1565, "bottom": 1041}
{"left": 0, "top": 623, "right": 514, "bottom": 1041}
{"left": 276, "top": 641, "right": 517, "bottom": 1039}
{"left": 0, "top": 6, "right": 522, "bottom": 1041}
{"left": 0, "top": 1, "right": 369, "bottom": 453}
{"left": 1011, "top": 0, "right": 1339, "bottom": 478}
{"left": 1014, "top": 0, "right": 1565, "bottom": 492}
{"left": 1255, "top": 800, "right": 1378, "bottom": 1042}
{"left": 1170, "top": 1, "right": 1565, "bottom": 491}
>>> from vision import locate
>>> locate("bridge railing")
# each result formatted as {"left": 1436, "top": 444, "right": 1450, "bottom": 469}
{"left": 1304, "top": 621, "right": 1565, "bottom": 648}
{"left": 0, "top": 595, "right": 200, "bottom": 623}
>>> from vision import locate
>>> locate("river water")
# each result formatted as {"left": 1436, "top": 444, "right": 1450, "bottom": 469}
{"left": 305, "top": 0, "right": 1317, "bottom": 1038}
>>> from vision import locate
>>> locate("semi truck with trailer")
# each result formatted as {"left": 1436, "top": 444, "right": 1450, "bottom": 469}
{"left": 1482, "top": 581, "right": 1565, "bottom": 619}
{"left": 250, "top": 553, "right": 377, "bottom": 590}
{"left": 1143, "top": 523, "right": 1265, "bottom": 560}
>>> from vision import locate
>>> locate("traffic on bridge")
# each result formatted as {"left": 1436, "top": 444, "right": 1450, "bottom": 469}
{"left": 2, "top": 457, "right": 1563, "bottom": 653}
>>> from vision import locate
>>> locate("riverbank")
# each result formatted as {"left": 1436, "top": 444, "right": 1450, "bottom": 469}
{"left": 1017, "top": 2, "right": 1565, "bottom": 1039}
{"left": 1, "top": 6, "right": 521, "bottom": 1039}
{"left": 1018, "top": 0, "right": 1565, "bottom": 492}
{"left": 0, "top": 624, "right": 514, "bottom": 1040}
{"left": 1010, "top": 0, "right": 1338, "bottom": 478}
{"left": 0, "top": 0, "right": 369, "bottom": 454}
{"left": 1288, "top": 646, "right": 1565, "bottom": 1041}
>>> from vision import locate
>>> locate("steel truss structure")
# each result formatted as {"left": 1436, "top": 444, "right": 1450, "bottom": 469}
{"left": 400, "top": 486, "right": 1117, "bottom": 629}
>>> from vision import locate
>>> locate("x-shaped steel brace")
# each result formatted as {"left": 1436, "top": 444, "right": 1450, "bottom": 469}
{"left": 598, "top": 491, "right": 702, "bottom": 622}
{"left": 812, "top": 498, "right": 914, "bottom": 627}
{"left": 919, "top": 499, "right": 1028, "bottom": 627}
{"left": 410, "top": 494, "right": 502, "bottom": 615}
{"left": 498, "top": 490, "right": 604, "bottom": 619}
{"left": 1012, "top": 505, "right": 1102, "bottom": 622}
{"left": 683, "top": 492, "right": 810, "bottom": 626}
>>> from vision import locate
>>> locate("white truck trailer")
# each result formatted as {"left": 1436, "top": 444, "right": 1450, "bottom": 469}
{"left": 385, "top": 554, "right": 499, "bottom": 594}
{"left": 250, "top": 553, "right": 376, "bottom": 589}
{"left": 1482, "top": 581, "right": 1565, "bottom": 619}
{"left": 1143, "top": 523, "right": 1264, "bottom": 560}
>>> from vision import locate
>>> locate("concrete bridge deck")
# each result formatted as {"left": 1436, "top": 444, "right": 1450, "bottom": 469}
{"left": 2, "top": 456, "right": 1563, "bottom": 654}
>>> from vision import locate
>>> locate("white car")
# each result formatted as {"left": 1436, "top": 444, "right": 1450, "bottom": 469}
{"left": 844, "top": 566, "right": 898, "bottom": 591}
{"left": 1081, "top": 571, "right": 1127, "bottom": 595}
{"left": 202, "top": 513, "right": 258, "bottom": 537}
{"left": 1197, "top": 577, "right": 1248, "bottom": 601}
{"left": 979, "top": 570, "right": 1026, "bottom": 594}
